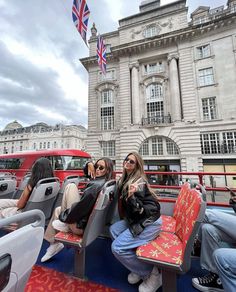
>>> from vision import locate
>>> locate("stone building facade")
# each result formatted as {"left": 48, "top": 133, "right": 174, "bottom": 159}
{"left": 0, "top": 121, "right": 87, "bottom": 154}
{"left": 81, "top": 0, "right": 236, "bottom": 184}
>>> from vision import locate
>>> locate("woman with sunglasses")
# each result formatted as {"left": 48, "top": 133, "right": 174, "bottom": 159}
{"left": 110, "top": 152, "right": 162, "bottom": 292}
{"left": 41, "top": 157, "right": 113, "bottom": 262}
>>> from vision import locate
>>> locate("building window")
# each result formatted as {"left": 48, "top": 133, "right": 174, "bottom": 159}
{"left": 196, "top": 44, "right": 210, "bottom": 59}
{"left": 139, "top": 136, "right": 179, "bottom": 157}
{"left": 151, "top": 137, "right": 163, "bottom": 155}
{"left": 146, "top": 83, "right": 164, "bottom": 121}
{"left": 101, "top": 90, "right": 114, "bottom": 130}
{"left": 43, "top": 142, "right": 46, "bottom": 149}
{"left": 140, "top": 140, "right": 149, "bottom": 156}
{"left": 202, "top": 97, "right": 217, "bottom": 120}
{"left": 100, "top": 141, "right": 115, "bottom": 156}
{"left": 166, "top": 139, "right": 179, "bottom": 155}
{"left": 200, "top": 133, "right": 220, "bottom": 154}
{"left": 144, "top": 25, "right": 158, "bottom": 38}
{"left": 198, "top": 68, "right": 214, "bottom": 87}
{"left": 47, "top": 142, "right": 50, "bottom": 149}
{"left": 33, "top": 143, "right": 36, "bottom": 149}
{"left": 222, "top": 132, "right": 236, "bottom": 153}
{"left": 144, "top": 62, "right": 163, "bottom": 74}
{"left": 54, "top": 141, "right": 57, "bottom": 148}
{"left": 39, "top": 142, "right": 42, "bottom": 149}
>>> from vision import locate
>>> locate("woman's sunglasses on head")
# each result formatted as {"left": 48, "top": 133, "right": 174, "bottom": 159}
{"left": 124, "top": 158, "right": 136, "bottom": 165}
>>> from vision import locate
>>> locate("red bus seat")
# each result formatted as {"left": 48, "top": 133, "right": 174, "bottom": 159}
{"left": 137, "top": 185, "right": 206, "bottom": 292}
{"left": 54, "top": 180, "right": 116, "bottom": 278}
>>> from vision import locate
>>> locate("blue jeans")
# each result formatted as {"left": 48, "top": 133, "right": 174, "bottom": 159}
{"left": 199, "top": 210, "right": 236, "bottom": 273}
{"left": 213, "top": 248, "right": 236, "bottom": 292}
{"left": 110, "top": 218, "right": 162, "bottom": 278}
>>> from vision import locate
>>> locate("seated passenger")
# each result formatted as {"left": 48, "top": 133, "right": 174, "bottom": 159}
{"left": 110, "top": 152, "right": 162, "bottom": 292}
{"left": 41, "top": 157, "right": 113, "bottom": 262}
{"left": 0, "top": 158, "right": 53, "bottom": 218}
{"left": 213, "top": 247, "right": 236, "bottom": 292}
{"left": 192, "top": 210, "right": 236, "bottom": 292}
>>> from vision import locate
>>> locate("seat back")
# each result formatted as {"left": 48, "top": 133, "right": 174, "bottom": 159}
{"left": 0, "top": 210, "right": 45, "bottom": 292}
{"left": 177, "top": 188, "right": 206, "bottom": 271}
{"left": 12, "top": 174, "right": 31, "bottom": 199}
{"left": 53, "top": 175, "right": 81, "bottom": 209}
{"left": 173, "top": 183, "right": 191, "bottom": 219}
{"left": 0, "top": 177, "right": 17, "bottom": 199}
{"left": 82, "top": 180, "right": 116, "bottom": 248}
{"left": 22, "top": 177, "right": 60, "bottom": 223}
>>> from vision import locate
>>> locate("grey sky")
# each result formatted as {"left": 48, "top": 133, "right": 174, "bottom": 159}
{"left": 0, "top": 0, "right": 226, "bottom": 130}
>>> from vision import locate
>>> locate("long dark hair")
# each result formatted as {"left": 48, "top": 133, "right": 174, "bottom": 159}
{"left": 28, "top": 157, "right": 54, "bottom": 189}
{"left": 95, "top": 157, "right": 114, "bottom": 181}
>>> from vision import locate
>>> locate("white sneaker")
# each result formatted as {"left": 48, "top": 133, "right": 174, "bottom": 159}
{"left": 128, "top": 272, "right": 142, "bottom": 284}
{"left": 41, "top": 242, "right": 64, "bottom": 262}
{"left": 52, "top": 220, "right": 69, "bottom": 232}
{"left": 139, "top": 267, "right": 162, "bottom": 292}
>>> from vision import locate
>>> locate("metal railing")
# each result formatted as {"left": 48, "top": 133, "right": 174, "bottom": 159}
{"left": 141, "top": 114, "right": 171, "bottom": 126}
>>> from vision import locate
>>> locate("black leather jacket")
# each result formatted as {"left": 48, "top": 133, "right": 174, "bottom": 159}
{"left": 59, "top": 163, "right": 106, "bottom": 229}
{"left": 118, "top": 180, "right": 160, "bottom": 237}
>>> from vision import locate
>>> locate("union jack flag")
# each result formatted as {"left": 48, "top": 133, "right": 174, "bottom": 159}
{"left": 72, "top": 0, "right": 90, "bottom": 45}
{"left": 96, "top": 34, "right": 106, "bottom": 75}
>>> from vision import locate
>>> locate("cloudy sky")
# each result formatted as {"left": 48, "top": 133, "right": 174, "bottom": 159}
{"left": 0, "top": 0, "right": 226, "bottom": 130}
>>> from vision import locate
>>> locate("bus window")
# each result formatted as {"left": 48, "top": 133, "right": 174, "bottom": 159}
{"left": 45, "top": 156, "right": 63, "bottom": 170}
{"left": 45, "top": 156, "right": 88, "bottom": 171}
{"left": 0, "top": 158, "right": 24, "bottom": 169}
{"left": 64, "top": 156, "right": 88, "bottom": 170}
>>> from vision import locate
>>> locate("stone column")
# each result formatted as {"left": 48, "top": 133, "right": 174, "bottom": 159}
{"left": 168, "top": 53, "right": 181, "bottom": 122}
{"left": 129, "top": 62, "right": 140, "bottom": 124}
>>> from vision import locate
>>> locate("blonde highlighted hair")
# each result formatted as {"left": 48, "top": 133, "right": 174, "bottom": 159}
{"left": 118, "top": 152, "right": 158, "bottom": 199}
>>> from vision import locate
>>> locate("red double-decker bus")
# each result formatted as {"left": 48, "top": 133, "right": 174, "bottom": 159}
{"left": 0, "top": 149, "right": 91, "bottom": 185}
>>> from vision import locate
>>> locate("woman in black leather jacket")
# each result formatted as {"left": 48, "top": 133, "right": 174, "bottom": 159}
{"left": 110, "top": 152, "right": 162, "bottom": 292}
{"left": 41, "top": 157, "right": 113, "bottom": 262}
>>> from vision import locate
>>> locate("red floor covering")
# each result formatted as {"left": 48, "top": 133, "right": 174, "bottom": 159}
{"left": 25, "top": 265, "right": 118, "bottom": 292}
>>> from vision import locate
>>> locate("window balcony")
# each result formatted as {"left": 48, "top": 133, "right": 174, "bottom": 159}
{"left": 141, "top": 114, "right": 172, "bottom": 126}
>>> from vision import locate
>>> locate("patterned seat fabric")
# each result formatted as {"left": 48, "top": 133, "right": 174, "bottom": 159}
{"left": 160, "top": 215, "right": 176, "bottom": 233}
{"left": 137, "top": 232, "right": 183, "bottom": 265}
{"left": 137, "top": 184, "right": 202, "bottom": 266}
{"left": 159, "top": 183, "right": 190, "bottom": 233}
{"left": 54, "top": 232, "right": 83, "bottom": 245}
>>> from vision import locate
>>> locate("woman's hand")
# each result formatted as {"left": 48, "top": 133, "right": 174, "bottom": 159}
{"left": 88, "top": 162, "right": 96, "bottom": 179}
{"left": 127, "top": 180, "right": 146, "bottom": 200}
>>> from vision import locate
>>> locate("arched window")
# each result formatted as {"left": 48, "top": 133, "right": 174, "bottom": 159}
{"left": 101, "top": 89, "right": 114, "bottom": 130}
{"left": 139, "top": 136, "right": 179, "bottom": 156}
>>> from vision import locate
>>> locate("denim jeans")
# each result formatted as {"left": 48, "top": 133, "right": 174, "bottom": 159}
{"left": 110, "top": 218, "right": 162, "bottom": 277}
{"left": 199, "top": 210, "right": 236, "bottom": 273}
{"left": 213, "top": 248, "right": 236, "bottom": 292}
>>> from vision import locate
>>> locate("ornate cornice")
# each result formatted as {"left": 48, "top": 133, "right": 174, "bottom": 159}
{"left": 80, "top": 13, "right": 236, "bottom": 70}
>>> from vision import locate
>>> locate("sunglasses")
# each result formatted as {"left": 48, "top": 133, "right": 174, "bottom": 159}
{"left": 124, "top": 158, "right": 136, "bottom": 165}
{"left": 95, "top": 165, "right": 105, "bottom": 171}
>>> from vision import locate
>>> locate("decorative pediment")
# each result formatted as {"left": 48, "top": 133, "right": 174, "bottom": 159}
{"left": 140, "top": 74, "right": 167, "bottom": 87}
{"left": 191, "top": 6, "right": 210, "bottom": 16}
{"left": 95, "top": 81, "right": 118, "bottom": 92}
